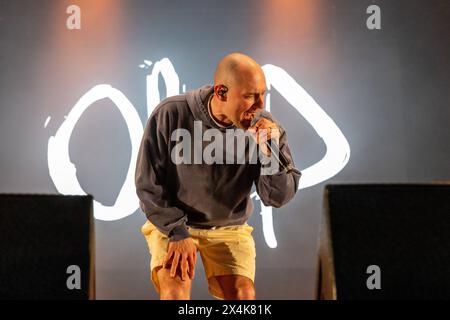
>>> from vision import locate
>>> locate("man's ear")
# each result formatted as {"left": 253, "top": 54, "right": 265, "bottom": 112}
{"left": 215, "top": 85, "right": 228, "bottom": 101}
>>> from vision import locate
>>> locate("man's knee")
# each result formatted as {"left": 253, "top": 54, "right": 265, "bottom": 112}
{"left": 160, "top": 288, "right": 190, "bottom": 300}
{"left": 217, "top": 276, "right": 256, "bottom": 300}
{"left": 234, "top": 283, "right": 256, "bottom": 300}
{"left": 157, "top": 267, "right": 192, "bottom": 300}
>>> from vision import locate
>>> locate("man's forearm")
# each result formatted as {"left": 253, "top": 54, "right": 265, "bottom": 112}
{"left": 255, "top": 168, "right": 301, "bottom": 207}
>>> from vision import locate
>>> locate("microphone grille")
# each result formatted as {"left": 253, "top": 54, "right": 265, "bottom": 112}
{"left": 250, "top": 109, "right": 273, "bottom": 127}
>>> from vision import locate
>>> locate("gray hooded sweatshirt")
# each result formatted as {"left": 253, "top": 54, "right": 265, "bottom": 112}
{"left": 135, "top": 85, "right": 301, "bottom": 241}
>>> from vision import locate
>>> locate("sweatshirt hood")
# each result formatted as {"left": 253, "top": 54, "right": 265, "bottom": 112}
{"left": 185, "top": 85, "right": 236, "bottom": 131}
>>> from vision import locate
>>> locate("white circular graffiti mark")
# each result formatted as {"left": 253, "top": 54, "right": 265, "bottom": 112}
{"left": 146, "top": 58, "right": 180, "bottom": 116}
{"left": 47, "top": 58, "right": 350, "bottom": 249}
{"left": 262, "top": 64, "right": 350, "bottom": 189}
{"left": 47, "top": 84, "right": 143, "bottom": 221}
{"left": 250, "top": 64, "right": 351, "bottom": 248}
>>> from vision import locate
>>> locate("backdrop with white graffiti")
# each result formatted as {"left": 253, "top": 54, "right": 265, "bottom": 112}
{"left": 1, "top": 0, "right": 449, "bottom": 299}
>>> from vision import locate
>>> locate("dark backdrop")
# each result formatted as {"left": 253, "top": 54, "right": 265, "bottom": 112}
{"left": 0, "top": 0, "right": 449, "bottom": 299}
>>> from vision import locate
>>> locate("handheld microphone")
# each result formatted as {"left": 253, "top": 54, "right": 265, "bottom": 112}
{"left": 249, "top": 110, "right": 292, "bottom": 172}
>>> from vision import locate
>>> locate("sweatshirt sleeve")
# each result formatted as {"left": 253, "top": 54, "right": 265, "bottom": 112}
{"left": 135, "top": 112, "right": 190, "bottom": 242}
{"left": 254, "top": 131, "right": 301, "bottom": 208}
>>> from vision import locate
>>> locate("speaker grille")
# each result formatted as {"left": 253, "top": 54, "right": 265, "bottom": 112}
{"left": 0, "top": 194, "right": 95, "bottom": 299}
{"left": 319, "top": 184, "right": 450, "bottom": 299}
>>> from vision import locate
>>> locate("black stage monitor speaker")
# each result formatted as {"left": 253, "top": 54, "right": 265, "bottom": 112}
{"left": 317, "top": 184, "right": 450, "bottom": 300}
{"left": 0, "top": 194, "right": 95, "bottom": 299}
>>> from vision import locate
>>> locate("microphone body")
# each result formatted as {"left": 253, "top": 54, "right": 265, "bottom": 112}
{"left": 249, "top": 110, "right": 293, "bottom": 172}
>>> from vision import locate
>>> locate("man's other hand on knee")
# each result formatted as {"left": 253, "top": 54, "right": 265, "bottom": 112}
{"left": 162, "top": 237, "right": 197, "bottom": 280}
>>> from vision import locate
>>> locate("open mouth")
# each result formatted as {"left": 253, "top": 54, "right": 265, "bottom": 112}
{"left": 241, "top": 112, "right": 255, "bottom": 129}
{"left": 242, "top": 112, "right": 255, "bottom": 121}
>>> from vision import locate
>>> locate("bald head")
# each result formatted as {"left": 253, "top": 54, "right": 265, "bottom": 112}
{"left": 210, "top": 53, "right": 267, "bottom": 129}
{"left": 214, "top": 52, "right": 264, "bottom": 87}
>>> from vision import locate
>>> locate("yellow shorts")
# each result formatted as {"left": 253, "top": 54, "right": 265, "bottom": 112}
{"left": 141, "top": 220, "right": 256, "bottom": 300}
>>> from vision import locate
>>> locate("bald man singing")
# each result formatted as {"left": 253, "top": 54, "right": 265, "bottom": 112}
{"left": 135, "top": 53, "right": 301, "bottom": 300}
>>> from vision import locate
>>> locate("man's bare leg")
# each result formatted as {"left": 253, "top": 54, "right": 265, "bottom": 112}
{"left": 156, "top": 266, "right": 192, "bottom": 300}
{"left": 215, "top": 275, "right": 256, "bottom": 300}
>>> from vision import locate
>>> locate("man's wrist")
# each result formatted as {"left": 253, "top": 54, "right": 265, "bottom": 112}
{"left": 169, "top": 224, "right": 190, "bottom": 242}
